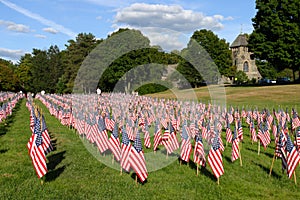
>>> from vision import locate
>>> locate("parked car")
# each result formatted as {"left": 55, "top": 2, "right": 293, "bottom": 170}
{"left": 276, "top": 77, "right": 290, "bottom": 84}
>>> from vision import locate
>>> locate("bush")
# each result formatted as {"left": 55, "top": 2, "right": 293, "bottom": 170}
{"left": 135, "top": 82, "right": 171, "bottom": 95}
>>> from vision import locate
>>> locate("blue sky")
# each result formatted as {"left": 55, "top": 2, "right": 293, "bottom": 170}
{"left": 0, "top": 0, "right": 257, "bottom": 62}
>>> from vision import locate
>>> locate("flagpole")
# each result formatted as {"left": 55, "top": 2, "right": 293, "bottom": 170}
{"left": 269, "top": 153, "right": 276, "bottom": 177}
{"left": 217, "top": 177, "right": 220, "bottom": 185}
{"left": 239, "top": 143, "right": 242, "bottom": 166}
{"left": 196, "top": 163, "right": 199, "bottom": 176}
{"left": 294, "top": 171, "right": 297, "bottom": 185}
{"left": 258, "top": 141, "right": 260, "bottom": 155}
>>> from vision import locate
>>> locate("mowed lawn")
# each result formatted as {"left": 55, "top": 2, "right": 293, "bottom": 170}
{"left": 148, "top": 84, "right": 300, "bottom": 108}
{"left": 0, "top": 85, "right": 300, "bottom": 199}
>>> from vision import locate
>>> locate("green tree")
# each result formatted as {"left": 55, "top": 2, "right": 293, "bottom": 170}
{"left": 249, "top": 0, "right": 300, "bottom": 80}
{"left": 191, "top": 29, "right": 233, "bottom": 77}
{"left": 62, "top": 33, "right": 102, "bottom": 93}
{"left": 0, "top": 58, "right": 19, "bottom": 91}
{"left": 15, "top": 54, "right": 33, "bottom": 92}
{"left": 235, "top": 70, "right": 249, "bottom": 85}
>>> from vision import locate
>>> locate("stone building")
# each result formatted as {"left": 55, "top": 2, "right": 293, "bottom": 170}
{"left": 230, "top": 34, "right": 262, "bottom": 81}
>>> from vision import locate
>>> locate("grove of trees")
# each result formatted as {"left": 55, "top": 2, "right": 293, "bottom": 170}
{"left": 1, "top": 0, "right": 300, "bottom": 93}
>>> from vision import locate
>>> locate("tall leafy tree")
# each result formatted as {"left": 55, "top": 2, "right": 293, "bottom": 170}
{"left": 249, "top": 0, "right": 300, "bottom": 80}
{"left": 0, "top": 58, "right": 18, "bottom": 91}
{"left": 61, "top": 33, "right": 102, "bottom": 93}
{"left": 15, "top": 54, "right": 33, "bottom": 92}
{"left": 191, "top": 29, "right": 233, "bottom": 77}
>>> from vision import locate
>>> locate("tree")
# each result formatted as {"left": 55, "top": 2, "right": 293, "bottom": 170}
{"left": 235, "top": 71, "right": 249, "bottom": 85}
{"left": 191, "top": 29, "right": 233, "bottom": 77}
{"left": 0, "top": 58, "right": 19, "bottom": 91}
{"left": 62, "top": 33, "right": 102, "bottom": 93}
{"left": 249, "top": 0, "right": 300, "bottom": 80}
{"left": 15, "top": 54, "right": 33, "bottom": 92}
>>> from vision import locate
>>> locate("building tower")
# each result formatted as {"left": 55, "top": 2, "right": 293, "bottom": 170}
{"left": 230, "top": 34, "right": 262, "bottom": 81}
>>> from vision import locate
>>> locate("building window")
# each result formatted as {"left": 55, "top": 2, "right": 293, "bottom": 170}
{"left": 243, "top": 61, "right": 249, "bottom": 72}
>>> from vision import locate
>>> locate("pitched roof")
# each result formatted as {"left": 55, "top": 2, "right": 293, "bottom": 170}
{"left": 230, "top": 34, "right": 248, "bottom": 48}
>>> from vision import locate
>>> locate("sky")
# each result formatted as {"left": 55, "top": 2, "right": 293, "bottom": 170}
{"left": 0, "top": 0, "right": 257, "bottom": 62}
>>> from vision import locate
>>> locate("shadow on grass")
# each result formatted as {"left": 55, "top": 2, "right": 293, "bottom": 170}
{"left": 0, "top": 100, "right": 22, "bottom": 136}
{"left": 45, "top": 151, "right": 66, "bottom": 182}
{"left": 186, "top": 158, "right": 215, "bottom": 181}
{"left": 224, "top": 156, "right": 232, "bottom": 163}
{"left": 0, "top": 148, "right": 8, "bottom": 154}
{"left": 253, "top": 161, "right": 281, "bottom": 179}
{"left": 130, "top": 173, "right": 148, "bottom": 185}
{"left": 246, "top": 147, "right": 274, "bottom": 159}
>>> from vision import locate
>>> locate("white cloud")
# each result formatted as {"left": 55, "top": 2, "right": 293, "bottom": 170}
{"left": 0, "top": 47, "right": 25, "bottom": 60}
{"left": 96, "top": 16, "right": 102, "bottom": 20}
{"left": 0, "top": 0, "right": 76, "bottom": 38}
{"left": 114, "top": 3, "right": 230, "bottom": 32}
{"left": 112, "top": 3, "right": 233, "bottom": 50}
{"left": 34, "top": 34, "right": 47, "bottom": 39}
{"left": 43, "top": 27, "right": 59, "bottom": 34}
{"left": 0, "top": 19, "right": 30, "bottom": 33}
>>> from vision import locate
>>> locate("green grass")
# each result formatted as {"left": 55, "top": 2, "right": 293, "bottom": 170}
{"left": 147, "top": 84, "right": 300, "bottom": 109}
{"left": 0, "top": 86, "right": 300, "bottom": 199}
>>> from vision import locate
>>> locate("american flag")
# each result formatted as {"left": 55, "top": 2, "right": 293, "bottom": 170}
{"left": 286, "top": 135, "right": 300, "bottom": 179}
{"left": 126, "top": 117, "right": 134, "bottom": 141}
{"left": 129, "top": 131, "right": 148, "bottom": 183}
{"left": 28, "top": 117, "right": 48, "bottom": 178}
{"left": 143, "top": 120, "right": 151, "bottom": 148}
{"left": 263, "top": 123, "right": 271, "bottom": 145}
{"left": 201, "top": 120, "right": 208, "bottom": 140}
{"left": 108, "top": 123, "right": 121, "bottom": 161}
{"left": 208, "top": 131, "right": 224, "bottom": 178}
{"left": 250, "top": 120, "right": 257, "bottom": 142}
{"left": 193, "top": 132, "right": 206, "bottom": 167}
{"left": 95, "top": 116, "right": 109, "bottom": 153}
{"left": 180, "top": 125, "right": 192, "bottom": 162}
{"left": 121, "top": 126, "right": 131, "bottom": 172}
{"left": 296, "top": 128, "right": 300, "bottom": 148}
{"left": 231, "top": 129, "right": 239, "bottom": 162}
{"left": 272, "top": 119, "right": 277, "bottom": 138}
{"left": 41, "top": 115, "right": 53, "bottom": 155}
{"left": 257, "top": 122, "right": 268, "bottom": 149}
{"left": 292, "top": 109, "right": 300, "bottom": 130}
{"left": 168, "top": 123, "right": 179, "bottom": 154}
{"left": 266, "top": 111, "right": 273, "bottom": 129}
{"left": 153, "top": 121, "right": 162, "bottom": 151}
{"left": 225, "top": 119, "right": 232, "bottom": 143}
{"left": 237, "top": 119, "right": 243, "bottom": 141}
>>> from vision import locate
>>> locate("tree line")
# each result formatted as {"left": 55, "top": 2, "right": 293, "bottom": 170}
{"left": 1, "top": 0, "right": 299, "bottom": 93}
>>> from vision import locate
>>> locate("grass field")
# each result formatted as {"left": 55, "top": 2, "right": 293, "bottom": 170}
{"left": 1, "top": 85, "right": 300, "bottom": 199}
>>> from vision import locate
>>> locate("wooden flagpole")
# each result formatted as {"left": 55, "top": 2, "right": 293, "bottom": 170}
{"left": 258, "top": 141, "right": 260, "bottom": 155}
{"left": 269, "top": 154, "right": 276, "bottom": 177}
{"left": 217, "top": 177, "right": 220, "bottom": 185}
{"left": 294, "top": 171, "right": 297, "bottom": 185}
{"left": 239, "top": 143, "right": 243, "bottom": 167}
{"left": 196, "top": 163, "right": 199, "bottom": 176}
{"left": 135, "top": 174, "right": 138, "bottom": 185}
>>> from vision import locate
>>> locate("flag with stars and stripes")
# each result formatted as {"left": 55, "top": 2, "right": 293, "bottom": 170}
{"left": 28, "top": 117, "right": 47, "bottom": 178}
{"left": 121, "top": 126, "right": 131, "bottom": 172}
{"left": 231, "top": 129, "right": 239, "bottom": 162}
{"left": 208, "top": 132, "right": 224, "bottom": 179}
{"left": 180, "top": 125, "right": 192, "bottom": 162}
{"left": 108, "top": 123, "right": 121, "bottom": 161}
{"left": 96, "top": 116, "right": 109, "bottom": 153}
{"left": 129, "top": 131, "right": 148, "bottom": 183}
{"left": 193, "top": 132, "right": 206, "bottom": 167}
{"left": 286, "top": 135, "right": 300, "bottom": 179}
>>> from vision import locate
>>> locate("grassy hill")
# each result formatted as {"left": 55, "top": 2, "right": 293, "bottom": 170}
{"left": 147, "top": 84, "right": 300, "bottom": 108}
{"left": 1, "top": 85, "right": 300, "bottom": 199}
